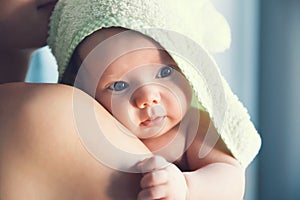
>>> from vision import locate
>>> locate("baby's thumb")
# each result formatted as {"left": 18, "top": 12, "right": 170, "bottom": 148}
{"left": 136, "top": 155, "right": 170, "bottom": 173}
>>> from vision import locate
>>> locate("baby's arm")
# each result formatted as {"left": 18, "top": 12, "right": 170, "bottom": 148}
{"left": 183, "top": 109, "right": 245, "bottom": 200}
{"left": 136, "top": 109, "right": 245, "bottom": 200}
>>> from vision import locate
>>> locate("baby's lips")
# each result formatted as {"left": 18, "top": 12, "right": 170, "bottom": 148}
{"left": 140, "top": 116, "right": 164, "bottom": 127}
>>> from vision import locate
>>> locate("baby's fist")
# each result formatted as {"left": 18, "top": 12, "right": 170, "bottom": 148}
{"left": 136, "top": 156, "right": 188, "bottom": 200}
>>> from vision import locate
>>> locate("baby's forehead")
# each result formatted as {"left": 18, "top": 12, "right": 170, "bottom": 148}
{"left": 78, "top": 27, "right": 177, "bottom": 70}
{"left": 79, "top": 28, "right": 164, "bottom": 57}
{"left": 104, "top": 29, "right": 163, "bottom": 52}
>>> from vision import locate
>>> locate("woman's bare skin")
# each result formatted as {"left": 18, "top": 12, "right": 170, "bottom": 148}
{"left": 0, "top": 83, "right": 152, "bottom": 200}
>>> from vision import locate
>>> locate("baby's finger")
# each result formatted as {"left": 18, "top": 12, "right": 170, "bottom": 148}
{"left": 140, "top": 169, "right": 168, "bottom": 189}
{"left": 137, "top": 184, "right": 167, "bottom": 200}
{"left": 137, "top": 156, "right": 169, "bottom": 173}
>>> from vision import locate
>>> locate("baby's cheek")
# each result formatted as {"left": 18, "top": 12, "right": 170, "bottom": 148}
{"left": 95, "top": 91, "right": 114, "bottom": 113}
{"left": 110, "top": 96, "right": 133, "bottom": 121}
{"left": 112, "top": 105, "right": 140, "bottom": 136}
{"left": 165, "top": 88, "right": 190, "bottom": 118}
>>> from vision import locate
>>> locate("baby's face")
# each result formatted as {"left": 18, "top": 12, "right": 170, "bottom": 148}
{"left": 78, "top": 28, "right": 192, "bottom": 139}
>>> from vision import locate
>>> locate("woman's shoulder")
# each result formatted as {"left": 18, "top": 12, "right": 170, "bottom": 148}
{"left": 0, "top": 83, "right": 77, "bottom": 126}
{"left": 0, "top": 82, "right": 142, "bottom": 199}
{"left": 0, "top": 83, "right": 86, "bottom": 161}
{"left": 0, "top": 83, "right": 91, "bottom": 116}
{"left": 0, "top": 82, "right": 75, "bottom": 101}
{"left": 0, "top": 82, "right": 75, "bottom": 107}
{"left": 0, "top": 82, "right": 98, "bottom": 148}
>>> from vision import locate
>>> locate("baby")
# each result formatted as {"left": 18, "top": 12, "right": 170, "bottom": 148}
{"left": 60, "top": 27, "right": 245, "bottom": 200}
{"left": 48, "top": 0, "right": 261, "bottom": 199}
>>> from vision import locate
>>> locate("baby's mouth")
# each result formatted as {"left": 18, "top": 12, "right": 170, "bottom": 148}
{"left": 140, "top": 116, "right": 165, "bottom": 127}
{"left": 140, "top": 104, "right": 166, "bottom": 127}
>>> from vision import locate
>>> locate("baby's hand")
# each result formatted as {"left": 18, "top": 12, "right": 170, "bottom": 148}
{"left": 136, "top": 156, "right": 188, "bottom": 200}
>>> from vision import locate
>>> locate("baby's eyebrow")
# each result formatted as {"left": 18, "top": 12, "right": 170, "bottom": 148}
{"left": 101, "top": 69, "right": 115, "bottom": 77}
{"left": 101, "top": 68, "right": 124, "bottom": 79}
{"left": 99, "top": 73, "right": 117, "bottom": 84}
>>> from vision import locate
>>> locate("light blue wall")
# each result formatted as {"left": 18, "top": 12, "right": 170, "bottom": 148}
{"left": 213, "top": 1, "right": 300, "bottom": 199}
{"left": 26, "top": 46, "right": 58, "bottom": 83}
{"left": 259, "top": 1, "right": 300, "bottom": 199}
{"left": 211, "top": 1, "right": 260, "bottom": 199}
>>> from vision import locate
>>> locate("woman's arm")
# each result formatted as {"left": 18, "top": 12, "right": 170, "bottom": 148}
{"left": 0, "top": 83, "right": 150, "bottom": 200}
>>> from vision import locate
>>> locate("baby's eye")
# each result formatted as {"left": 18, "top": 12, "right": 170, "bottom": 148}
{"left": 156, "top": 66, "right": 173, "bottom": 78}
{"left": 108, "top": 81, "right": 129, "bottom": 91}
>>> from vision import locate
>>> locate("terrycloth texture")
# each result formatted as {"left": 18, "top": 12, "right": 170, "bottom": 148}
{"left": 48, "top": 0, "right": 261, "bottom": 167}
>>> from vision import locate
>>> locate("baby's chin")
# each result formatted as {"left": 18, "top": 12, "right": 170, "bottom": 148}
{"left": 135, "top": 126, "right": 173, "bottom": 141}
{"left": 133, "top": 129, "right": 163, "bottom": 140}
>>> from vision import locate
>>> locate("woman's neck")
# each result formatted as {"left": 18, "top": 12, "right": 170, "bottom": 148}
{"left": 0, "top": 48, "right": 34, "bottom": 84}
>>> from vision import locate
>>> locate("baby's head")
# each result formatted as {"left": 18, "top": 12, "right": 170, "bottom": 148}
{"left": 48, "top": 0, "right": 262, "bottom": 168}
{"left": 47, "top": 0, "right": 208, "bottom": 139}
{"left": 63, "top": 27, "right": 193, "bottom": 139}
{"left": 48, "top": 0, "right": 232, "bottom": 141}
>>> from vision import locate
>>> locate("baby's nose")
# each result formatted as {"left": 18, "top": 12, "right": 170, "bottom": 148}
{"left": 132, "top": 85, "right": 161, "bottom": 109}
